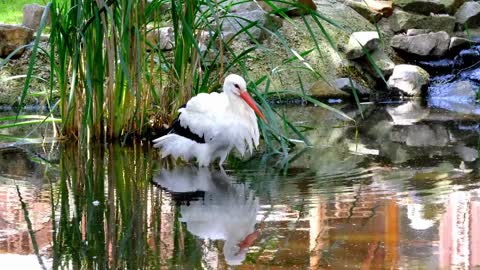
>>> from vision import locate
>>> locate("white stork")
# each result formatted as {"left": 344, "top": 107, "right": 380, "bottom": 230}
{"left": 153, "top": 74, "right": 265, "bottom": 166}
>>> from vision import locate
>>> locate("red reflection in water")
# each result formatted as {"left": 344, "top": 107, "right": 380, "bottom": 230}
{"left": 440, "top": 191, "right": 480, "bottom": 269}
{"left": 0, "top": 184, "right": 52, "bottom": 256}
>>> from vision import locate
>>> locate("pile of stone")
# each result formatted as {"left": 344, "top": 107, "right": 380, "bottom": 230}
{"left": 340, "top": 0, "right": 480, "bottom": 98}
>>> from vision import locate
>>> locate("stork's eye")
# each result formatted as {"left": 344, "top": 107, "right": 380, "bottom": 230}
{"left": 234, "top": 83, "right": 240, "bottom": 89}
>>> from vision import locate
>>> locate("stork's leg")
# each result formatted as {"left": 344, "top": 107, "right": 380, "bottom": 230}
{"left": 218, "top": 149, "right": 229, "bottom": 167}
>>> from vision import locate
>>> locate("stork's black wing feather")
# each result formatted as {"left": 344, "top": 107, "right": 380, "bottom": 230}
{"left": 166, "top": 104, "right": 206, "bottom": 144}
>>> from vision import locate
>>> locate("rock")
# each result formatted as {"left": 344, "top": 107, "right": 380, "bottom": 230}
{"left": 309, "top": 80, "right": 351, "bottom": 98}
{"left": 227, "top": 0, "right": 264, "bottom": 12}
{"left": 449, "top": 36, "right": 471, "bottom": 51}
{"left": 427, "top": 80, "right": 479, "bottom": 114}
{"left": 369, "top": 49, "right": 395, "bottom": 77}
{"left": 343, "top": 0, "right": 393, "bottom": 23}
{"left": 334, "top": 77, "right": 371, "bottom": 96}
{"left": 257, "top": 0, "right": 317, "bottom": 16}
{"left": 393, "top": 0, "right": 464, "bottom": 15}
{"left": 345, "top": 31, "right": 380, "bottom": 59}
{"left": 389, "top": 9, "right": 455, "bottom": 33}
{"left": 453, "top": 45, "right": 480, "bottom": 68}
{"left": 22, "top": 4, "right": 49, "bottom": 31}
{"left": 388, "top": 64, "right": 430, "bottom": 96}
{"left": 455, "top": 1, "right": 480, "bottom": 28}
{"left": 146, "top": 26, "right": 174, "bottom": 50}
{"left": 406, "top": 29, "right": 431, "bottom": 36}
{"left": 390, "top": 31, "right": 450, "bottom": 57}
{"left": 222, "top": 10, "right": 282, "bottom": 42}
{"left": 0, "top": 24, "right": 34, "bottom": 58}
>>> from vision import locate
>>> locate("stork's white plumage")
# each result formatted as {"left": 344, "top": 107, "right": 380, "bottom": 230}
{"left": 153, "top": 74, "right": 265, "bottom": 166}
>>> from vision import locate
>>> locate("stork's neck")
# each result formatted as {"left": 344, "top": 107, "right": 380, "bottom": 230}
{"left": 225, "top": 91, "right": 251, "bottom": 114}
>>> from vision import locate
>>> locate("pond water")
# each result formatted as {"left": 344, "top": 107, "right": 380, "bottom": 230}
{"left": 0, "top": 102, "right": 479, "bottom": 269}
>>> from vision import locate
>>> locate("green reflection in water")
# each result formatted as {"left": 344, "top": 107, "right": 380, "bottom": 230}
{"left": 42, "top": 143, "right": 200, "bottom": 269}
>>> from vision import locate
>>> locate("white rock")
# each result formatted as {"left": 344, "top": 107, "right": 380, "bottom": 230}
{"left": 345, "top": 31, "right": 380, "bottom": 59}
{"left": 387, "top": 64, "right": 430, "bottom": 96}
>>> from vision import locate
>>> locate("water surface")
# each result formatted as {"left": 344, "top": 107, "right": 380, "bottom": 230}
{"left": 0, "top": 102, "right": 479, "bottom": 269}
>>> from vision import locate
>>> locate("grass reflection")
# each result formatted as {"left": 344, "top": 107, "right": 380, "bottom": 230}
{"left": 49, "top": 143, "right": 195, "bottom": 269}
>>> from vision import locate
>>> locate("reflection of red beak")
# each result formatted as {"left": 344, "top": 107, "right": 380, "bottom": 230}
{"left": 239, "top": 90, "right": 266, "bottom": 121}
{"left": 235, "top": 230, "right": 260, "bottom": 256}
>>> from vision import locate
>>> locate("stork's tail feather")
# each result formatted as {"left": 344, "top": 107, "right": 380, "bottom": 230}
{"left": 153, "top": 134, "right": 211, "bottom": 166}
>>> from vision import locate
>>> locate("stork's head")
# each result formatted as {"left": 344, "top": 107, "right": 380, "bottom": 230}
{"left": 223, "top": 74, "right": 265, "bottom": 120}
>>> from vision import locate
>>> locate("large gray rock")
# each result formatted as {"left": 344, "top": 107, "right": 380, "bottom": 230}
{"left": 345, "top": 31, "right": 380, "bottom": 59}
{"left": 146, "top": 27, "right": 174, "bottom": 51}
{"left": 388, "top": 9, "right": 455, "bottom": 33}
{"left": 390, "top": 31, "right": 450, "bottom": 57}
{"left": 387, "top": 64, "right": 430, "bottom": 96}
{"left": 22, "top": 4, "right": 49, "bottom": 31}
{"left": 0, "top": 24, "right": 34, "bottom": 58}
{"left": 455, "top": 1, "right": 480, "bottom": 28}
{"left": 393, "top": 0, "right": 465, "bottom": 15}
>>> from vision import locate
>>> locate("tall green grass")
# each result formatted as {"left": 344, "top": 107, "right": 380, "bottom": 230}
{"left": 47, "top": 0, "right": 155, "bottom": 143}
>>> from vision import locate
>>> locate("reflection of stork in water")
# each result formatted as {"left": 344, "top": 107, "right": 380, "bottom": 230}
{"left": 153, "top": 167, "right": 260, "bottom": 266}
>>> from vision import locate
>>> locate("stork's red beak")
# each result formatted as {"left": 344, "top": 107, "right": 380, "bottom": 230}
{"left": 240, "top": 90, "right": 266, "bottom": 121}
